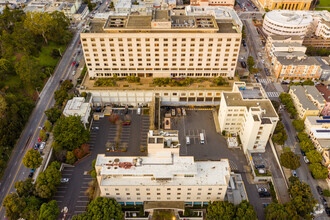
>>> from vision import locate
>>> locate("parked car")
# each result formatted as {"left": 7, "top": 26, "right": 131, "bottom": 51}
{"left": 292, "top": 170, "right": 297, "bottom": 177}
{"left": 61, "top": 178, "right": 69, "bottom": 183}
{"left": 295, "top": 136, "right": 300, "bottom": 142}
{"left": 258, "top": 188, "right": 268, "bottom": 192}
{"left": 325, "top": 207, "right": 330, "bottom": 217}
{"left": 258, "top": 169, "right": 266, "bottom": 174}
{"left": 242, "top": 39, "right": 246, "bottom": 47}
{"left": 34, "top": 143, "right": 40, "bottom": 150}
{"left": 182, "top": 108, "right": 186, "bottom": 116}
{"left": 95, "top": 107, "right": 102, "bottom": 112}
{"left": 171, "top": 109, "right": 176, "bottom": 116}
{"left": 75, "top": 62, "right": 79, "bottom": 68}
{"left": 124, "top": 107, "right": 128, "bottom": 114}
{"left": 137, "top": 108, "right": 141, "bottom": 115}
{"left": 259, "top": 191, "right": 271, "bottom": 197}
{"left": 28, "top": 172, "right": 33, "bottom": 178}
{"left": 72, "top": 61, "right": 76, "bottom": 66}
{"left": 40, "top": 142, "right": 46, "bottom": 150}
{"left": 122, "top": 121, "right": 131, "bottom": 126}
{"left": 72, "top": 70, "right": 76, "bottom": 76}
{"left": 241, "top": 61, "right": 247, "bottom": 68}
{"left": 255, "top": 164, "right": 265, "bottom": 169}
{"left": 301, "top": 149, "right": 306, "bottom": 156}
{"left": 317, "top": 186, "right": 323, "bottom": 195}
{"left": 321, "top": 197, "right": 327, "bottom": 206}
{"left": 303, "top": 156, "right": 310, "bottom": 164}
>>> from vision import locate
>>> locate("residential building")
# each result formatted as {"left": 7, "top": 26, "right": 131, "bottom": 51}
{"left": 322, "top": 150, "right": 330, "bottom": 167}
{"left": 95, "top": 130, "right": 231, "bottom": 206}
{"left": 304, "top": 116, "right": 330, "bottom": 153}
{"left": 265, "top": 35, "right": 305, "bottom": 58}
{"left": 271, "top": 54, "right": 321, "bottom": 80}
{"left": 256, "top": 0, "right": 312, "bottom": 10}
{"left": 315, "top": 57, "right": 330, "bottom": 81}
{"left": 218, "top": 82, "right": 279, "bottom": 153}
{"left": 73, "top": 4, "right": 89, "bottom": 20}
{"left": 289, "top": 85, "right": 324, "bottom": 119}
{"left": 80, "top": 6, "right": 242, "bottom": 79}
{"left": 63, "top": 96, "right": 92, "bottom": 126}
{"left": 316, "top": 85, "right": 330, "bottom": 116}
{"left": 190, "top": 0, "right": 235, "bottom": 7}
{"left": 263, "top": 10, "right": 313, "bottom": 37}
{"left": 226, "top": 173, "right": 248, "bottom": 205}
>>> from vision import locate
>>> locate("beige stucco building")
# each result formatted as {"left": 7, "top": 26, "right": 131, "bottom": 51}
{"left": 80, "top": 6, "right": 242, "bottom": 79}
{"left": 190, "top": 0, "right": 235, "bottom": 7}
{"left": 218, "top": 82, "right": 279, "bottom": 153}
{"left": 257, "top": 0, "right": 312, "bottom": 10}
{"left": 95, "top": 130, "right": 231, "bottom": 206}
{"left": 289, "top": 86, "right": 324, "bottom": 119}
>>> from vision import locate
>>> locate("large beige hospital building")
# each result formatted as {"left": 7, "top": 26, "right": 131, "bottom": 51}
{"left": 80, "top": 6, "right": 242, "bottom": 79}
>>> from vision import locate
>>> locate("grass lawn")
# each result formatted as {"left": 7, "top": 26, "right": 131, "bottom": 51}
{"left": 317, "top": 0, "right": 330, "bottom": 7}
{"left": 37, "top": 42, "right": 66, "bottom": 67}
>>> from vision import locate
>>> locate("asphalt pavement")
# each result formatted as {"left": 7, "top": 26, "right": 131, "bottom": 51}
{"left": 0, "top": 29, "right": 82, "bottom": 219}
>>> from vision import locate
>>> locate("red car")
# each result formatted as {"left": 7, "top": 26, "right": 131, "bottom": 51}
{"left": 72, "top": 61, "right": 76, "bottom": 66}
{"left": 38, "top": 137, "right": 41, "bottom": 142}
{"left": 122, "top": 121, "right": 131, "bottom": 126}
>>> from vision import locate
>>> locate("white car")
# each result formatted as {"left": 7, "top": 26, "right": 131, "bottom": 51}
{"left": 61, "top": 178, "right": 69, "bottom": 183}
{"left": 303, "top": 156, "right": 310, "bottom": 164}
{"left": 40, "top": 142, "right": 46, "bottom": 150}
{"left": 72, "top": 70, "right": 76, "bottom": 76}
{"left": 137, "top": 108, "right": 141, "bottom": 115}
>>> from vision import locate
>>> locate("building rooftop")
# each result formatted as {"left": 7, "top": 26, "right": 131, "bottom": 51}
{"left": 290, "top": 86, "right": 319, "bottom": 110}
{"left": 273, "top": 51, "right": 306, "bottom": 58}
{"left": 272, "top": 42, "right": 306, "bottom": 48}
{"left": 265, "top": 10, "right": 313, "bottom": 26}
{"left": 316, "top": 85, "right": 330, "bottom": 102}
{"left": 95, "top": 153, "right": 230, "bottom": 186}
{"left": 311, "top": 127, "right": 330, "bottom": 139}
{"left": 304, "top": 85, "right": 326, "bottom": 104}
{"left": 223, "top": 92, "right": 278, "bottom": 118}
{"left": 77, "top": 4, "right": 87, "bottom": 14}
{"left": 277, "top": 56, "right": 320, "bottom": 66}
{"left": 269, "top": 35, "right": 303, "bottom": 41}
{"left": 63, "top": 97, "right": 91, "bottom": 117}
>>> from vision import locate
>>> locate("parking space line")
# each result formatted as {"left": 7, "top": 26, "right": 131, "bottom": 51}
{"left": 54, "top": 195, "right": 64, "bottom": 198}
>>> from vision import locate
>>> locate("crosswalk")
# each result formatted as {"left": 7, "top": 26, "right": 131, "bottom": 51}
{"left": 258, "top": 78, "right": 272, "bottom": 84}
{"left": 266, "top": 92, "right": 280, "bottom": 98}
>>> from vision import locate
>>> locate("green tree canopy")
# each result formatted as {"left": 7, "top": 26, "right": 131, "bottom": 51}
{"left": 300, "top": 140, "right": 314, "bottom": 153}
{"left": 14, "top": 178, "right": 35, "bottom": 197}
{"left": 235, "top": 200, "right": 257, "bottom": 220}
{"left": 45, "top": 107, "right": 62, "bottom": 124}
{"left": 247, "top": 56, "right": 255, "bottom": 68}
{"left": 292, "top": 119, "right": 304, "bottom": 132}
{"left": 22, "top": 149, "right": 43, "bottom": 169}
{"left": 35, "top": 164, "right": 61, "bottom": 199}
{"left": 280, "top": 151, "right": 301, "bottom": 170}
{"left": 309, "top": 163, "right": 329, "bottom": 179}
{"left": 53, "top": 116, "right": 90, "bottom": 150}
{"left": 15, "top": 55, "right": 42, "bottom": 86}
{"left": 44, "top": 120, "right": 52, "bottom": 132}
{"left": 206, "top": 201, "right": 235, "bottom": 220}
{"left": 39, "top": 129, "right": 47, "bottom": 141}
{"left": 54, "top": 89, "right": 69, "bottom": 107}
{"left": 265, "top": 202, "right": 299, "bottom": 220}
{"left": 306, "top": 150, "right": 323, "bottom": 163}
{"left": 288, "top": 177, "right": 317, "bottom": 218}
{"left": 297, "top": 132, "right": 309, "bottom": 142}
{"left": 71, "top": 197, "right": 124, "bottom": 220}
{"left": 3, "top": 193, "right": 26, "bottom": 220}
{"left": 39, "top": 200, "right": 60, "bottom": 220}
{"left": 21, "top": 196, "right": 42, "bottom": 220}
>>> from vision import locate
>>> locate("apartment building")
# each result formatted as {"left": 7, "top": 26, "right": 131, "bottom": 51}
{"left": 190, "top": 0, "right": 235, "bottom": 7}
{"left": 257, "top": 0, "right": 312, "bottom": 10}
{"left": 218, "top": 83, "right": 279, "bottom": 153}
{"left": 304, "top": 116, "right": 330, "bottom": 153}
{"left": 289, "top": 86, "right": 324, "bottom": 119}
{"left": 265, "top": 35, "right": 305, "bottom": 58}
{"left": 80, "top": 6, "right": 242, "bottom": 79}
{"left": 316, "top": 85, "right": 330, "bottom": 116}
{"left": 95, "top": 130, "right": 231, "bottom": 206}
{"left": 63, "top": 96, "right": 92, "bottom": 126}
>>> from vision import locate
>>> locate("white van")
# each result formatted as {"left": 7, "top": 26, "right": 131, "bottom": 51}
{"left": 200, "top": 133, "right": 205, "bottom": 144}
{"left": 186, "top": 136, "right": 190, "bottom": 145}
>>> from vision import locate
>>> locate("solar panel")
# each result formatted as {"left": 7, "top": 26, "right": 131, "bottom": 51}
{"left": 323, "top": 116, "right": 330, "bottom": 119}
{"left": 316, "top": 130, "right": 330, "bottom": 133}
{"left": 316, "top": 120, "right": 330, "bottom": 123}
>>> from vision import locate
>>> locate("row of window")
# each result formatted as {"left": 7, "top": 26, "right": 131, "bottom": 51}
{"left": 109, "top": 196, "right": 222, "bottom": 200}
{"left": 84, "top": 43, "right": 240, "bottom": 48}
{"left": 94, "top": 72, "right": 229, "bottom": 77}
{"left": 91, "top": 67, "right": 233, "bottom": 71}
{"left": 108, "top": 187, "right": 223, "bottom": 191}
{"left": 85, "top": 53, "right": 238, "bottom": 58}
{"left": 89, "top": 63, "right": 237, "bottom": 67}
{"left": 106, "top": 192, "right": 222, "bottom": 196}
{"left": 82, "top": 37, "right": 241, "bottom": 43}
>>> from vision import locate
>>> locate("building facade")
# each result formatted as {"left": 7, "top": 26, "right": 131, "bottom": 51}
{"left": 190, "top": 0, "right": 235, "bottom": 7}
{"left": 80, "top": 7, "right": 242, "bottom": 79}
{"left": 95, "top": 130, "right": 231, "bottom": 206}
{"left": 63, "top": 96, "right": 92, "bottom": 126}
{"left": 289, "top": 86, "right": 323, "bottom": 119}
{"left": 257, "top": 0, "right": 312, "bottom": 10}
{"left": 218, "top": 82, "right": 279, "bottom": 153}
{"left": 316, "top": 85, "right": 330, "bottom": 116}
{"left": 304, "top": 116, "right": 330, "bottom": 153}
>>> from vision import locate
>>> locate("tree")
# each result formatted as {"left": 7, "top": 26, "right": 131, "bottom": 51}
{"left": 72, "top": 197, "right": 124, "bottom": 220}
{"left": 43, "top": 121, "right": 52, "bottom": 133}
{"left": 80, "top": 92, "right": 87, "bottom": 98}
{"left": 292, "top": 119, "right": 304, "bottom": 132}
{"left": 309, "top": 163, "right": 329, "bottom": 179}
{"left": 24, "top": 12, "right": 52, "bottom": 44}
{"left": 39, "top": 200, "right": 60, "bottom": 220}
{"left": 265, "top": 202, "right": 299, "bottom": 220}
{"left": 306, "top": 150, "right": 323, "bottom": 163}
{"left": 45, "top": 107, "right": 62, "bottom": 124}
{"left": 272, "top": 132, "right": 287, "bottom": 145}
{"left": 247, "top": 56, "right": 255, "bottom": 68}
{"left": 35, "top": 165, "right": 61, "bottom": 198}
{"left": 60, "top": 80, "right": 73, "bottom": 91}
{"left": 235, "top": 200, "right": 257, "bottom": 220}
{"left": 23, "top": 149, "right": 43, "bottom": 169}
{"left": 53, "top": 116, "right": 90, "bottom": 150}
{"left": 54, "top": 89, "right": 68, "bottom": 107}
{"left": 280, "top": 151, "right": 301, "bottom": 170}
{"left": 206, "top": 201, "right": 235, "bottom": 220}
{"left": 302, "top": 79, "right": 314, "bottom": 86}
{"left": 39, "top": 129, "right": 47, "bottom": 140}
{"left": 3, "top": 193, "right": 26, "bottom": 220}
{"left": 21, "top": 196, "right": 42, "bottom": 220}
{"left": 297, "top": 132, "right": 309, "bottom": 142}
{"left": 66, "top": 151, "right": 76, "bottom": 164}
{"left": 0, "top": 94, "right": 7, "bottom": 118}
{"left": 288, "top": 177, "right": 317, "bottom": 218}
{"left": 73, "top": 148, "right": 85, "bottom": 159}
{"left": 15, "top": 55, "right": 42, "bottom": 86}
{"left": 300, "top": 140, "right": 314, "bottom": 153}
{"left": 14, "top": 178, "right": 35, "bottom": 197}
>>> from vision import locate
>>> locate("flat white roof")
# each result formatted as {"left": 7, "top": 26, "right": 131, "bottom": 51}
{"left": 311, "top": 127, "right": 330, "bottom": 139}
{"left": 265, "top": 10, "right": 313, "bottom": 26}
{"left": 96, "top": 153, "right": 230, "bottom": 186}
